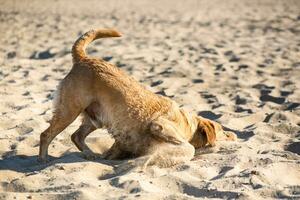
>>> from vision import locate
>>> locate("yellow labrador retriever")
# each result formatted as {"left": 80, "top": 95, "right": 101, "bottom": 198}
{"left": 39, "top": 29, "right": 236, "bottom": 167}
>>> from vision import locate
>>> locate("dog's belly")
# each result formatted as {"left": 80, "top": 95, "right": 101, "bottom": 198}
{"left": 85, "top": 102, "right": 109, "bottom": 128}
{"left": 89, "top": 112, "right": 153, "bottom": 155}
{"left": 113, "top": 131, "right": 155, "bottom": 156}
{"left": 88, "top": 106, "right": 143, "bottom": 133}
{"left": 86, "top": 101, "right": 154, "bottom": 154}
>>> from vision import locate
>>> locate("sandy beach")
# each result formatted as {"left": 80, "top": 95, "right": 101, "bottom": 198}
{"left": 0, "top": 0, "right": 300, "bottom": 199}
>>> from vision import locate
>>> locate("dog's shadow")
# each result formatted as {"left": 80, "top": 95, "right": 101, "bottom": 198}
{"left": 0, "top": 125, "right": 249, "bottom": 176}
{"left": 222, "top": 126, "right": 254, "bottom": 141}
{"left": 0, "top": 152, "right": 133, "bottom": 178}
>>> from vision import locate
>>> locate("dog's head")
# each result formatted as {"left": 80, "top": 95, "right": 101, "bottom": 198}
{"left": 189, "top": 117, "right": 217, "bottom": 148}
{"left": 189, "top": 116, "right": 236, "bottom": 148}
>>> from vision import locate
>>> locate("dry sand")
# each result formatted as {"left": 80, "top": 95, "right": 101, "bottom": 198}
{"left": 0, "top": 0, "right": 300, "bottom": 199}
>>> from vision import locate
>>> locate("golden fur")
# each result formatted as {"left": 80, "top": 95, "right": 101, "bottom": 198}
{"left": 39, "top": 29, "right": 236, "bottom": 167}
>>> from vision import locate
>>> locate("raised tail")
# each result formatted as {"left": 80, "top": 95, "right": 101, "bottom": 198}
{"left": 72, "top": 29, "right": 122, "bottom": 62}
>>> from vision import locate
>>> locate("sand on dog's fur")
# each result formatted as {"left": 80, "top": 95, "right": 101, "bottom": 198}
{"left": 0, "top": 0, "right": 300, "bottom": 199}
{"left": 39, "top": 28, "right": 235, "bottom": 168}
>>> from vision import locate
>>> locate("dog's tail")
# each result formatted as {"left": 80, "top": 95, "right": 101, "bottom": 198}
{"left": 72, "top": 29, "right": 122, "bottom": 62}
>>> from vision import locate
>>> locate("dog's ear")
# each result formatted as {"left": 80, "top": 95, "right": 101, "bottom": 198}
{"left": 190, "top": 117, "right": 217, "bottom": 148}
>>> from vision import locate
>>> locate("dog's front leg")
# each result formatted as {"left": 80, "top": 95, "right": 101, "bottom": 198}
{"left": 102, "top": 141, "right": 123, "bottom": 160}
{"left": 150, "top": 118, "right": 185, "bottom": 145}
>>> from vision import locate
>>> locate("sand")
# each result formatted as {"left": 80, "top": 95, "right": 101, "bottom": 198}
{"left": 0, "top": 0, "right": 300, "bottom": 199}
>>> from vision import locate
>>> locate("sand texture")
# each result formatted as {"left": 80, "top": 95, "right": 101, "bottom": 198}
{"left": 0, "top": 0, "right": 300, "bottom": 199}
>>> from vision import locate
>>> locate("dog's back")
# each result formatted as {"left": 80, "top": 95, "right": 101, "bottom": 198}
{"left": 39, "top": 29, "right": 234, "bottom": 168}
{"left": 69, "top": 29, "right": 174, "bottom": 130}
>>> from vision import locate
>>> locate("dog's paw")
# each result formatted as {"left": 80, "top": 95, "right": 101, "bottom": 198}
{"left": 102, "top": 150, "right": 112, "bottom": 159}
{"left": 82, "top": 150, "right": 98, "bottom": 160}
{"left": 103, "top": 151, "right": 119, "bottom": 160}
{"left": 102, "top": 147, "right": 123, "bottom": 160}
{"left": 37, "top": 157, "right": 49, "bottom": 164}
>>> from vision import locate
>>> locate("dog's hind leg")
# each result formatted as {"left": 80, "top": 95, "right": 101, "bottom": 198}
{"left": 71, "top": 113, "right": 97, "bottom": 160}
{"left": 39, "top": 78, "right": 88, "bottom": 163}
{"left": 39, "top": 108, "right": 82, "bottom": 163}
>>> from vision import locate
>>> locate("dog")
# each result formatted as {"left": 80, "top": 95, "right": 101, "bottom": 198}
{"left": 39, "top": 29, "right": 236, "bottom": 167}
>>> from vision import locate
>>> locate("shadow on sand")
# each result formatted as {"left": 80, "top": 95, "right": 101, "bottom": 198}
{"left": 223, "top": 126, "right": 254, "bottom": 141}
{"left": 0, "top": 152, "right": 127, "bottom": 175}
